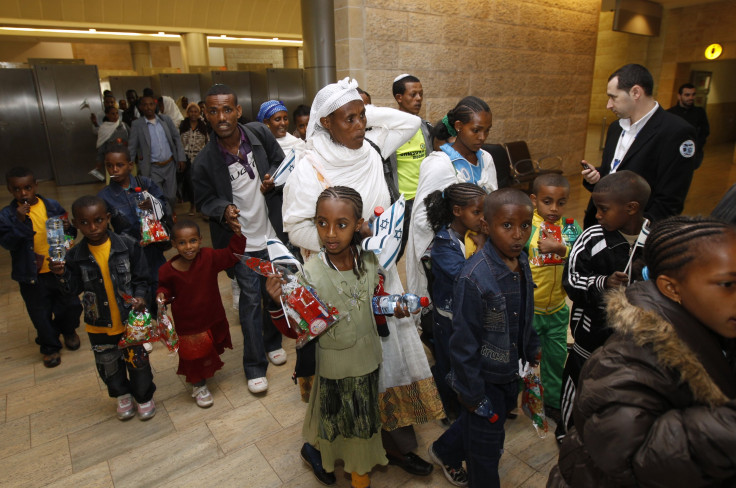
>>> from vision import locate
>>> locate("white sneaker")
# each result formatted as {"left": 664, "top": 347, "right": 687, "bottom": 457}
{"left": 143, "top": 342, "right": 153, "bottom": 353}
{"left": 267, "top": 348, "right": 287, "bottom": 365}
{"left": 247, "top": 377, "right": 268, "bottom": 393}
{"left": 116, "top": 394, "right": 136, "bottom": 420}
{"left": 231, "top": 279, "right": 240, "bottom": 311}
{"left": 136, "top": 399, "right": 156, "bottom": 420}
{"left": 192, "top": 384, "right": 214, "bottom": 408}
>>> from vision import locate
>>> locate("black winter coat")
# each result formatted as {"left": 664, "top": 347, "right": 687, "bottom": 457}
{"left": 548, "top": 281, "right": 736, "bottom": 488}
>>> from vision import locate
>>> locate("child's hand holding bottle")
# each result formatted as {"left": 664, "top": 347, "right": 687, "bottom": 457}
{"left": 48, "top": 259, "right": 65, "bottom": 275}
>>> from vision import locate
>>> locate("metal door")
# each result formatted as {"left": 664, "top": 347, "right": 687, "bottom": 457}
{"left": 34, "top": 64, "right": 103, "bottom": 185}
{"left": 154, "top": 74, "right": 201, "bottom": 105}
{"left": 210, "top": 71, "right": 254, "bottom": 123}
{"left": 250, "top": 69, "right": 305, "bottom": 124}
{"left": 0, "top": 69, "right": 53, "bottom": 185}
{"left": 108, "top": 76, "right": 153, "bottom": 101}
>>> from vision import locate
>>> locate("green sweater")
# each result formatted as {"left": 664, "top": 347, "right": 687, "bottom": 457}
{"left": 301, "top": 252, "right": 383, "bottom": 380}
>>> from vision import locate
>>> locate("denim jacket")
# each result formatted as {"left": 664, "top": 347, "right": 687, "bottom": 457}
{"left": 57, "top": 232, "right": 149, "bottom": 328}
{"left": 431, "top": 226, "right": 466, "bottom": 317}
{"left": 0, "top": 196, "right": 75, "bottom": 284}
{"left": 448, "top": 241, "right": 540, "bottom": 406}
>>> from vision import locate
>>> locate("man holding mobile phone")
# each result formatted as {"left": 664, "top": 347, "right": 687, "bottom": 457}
{"left": 581, "top": 64, "right": 697, "bottom": 228}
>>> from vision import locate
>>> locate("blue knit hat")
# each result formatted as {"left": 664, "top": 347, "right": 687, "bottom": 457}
{"left": 257, "top": 100, "right": 288, "bottom": 123}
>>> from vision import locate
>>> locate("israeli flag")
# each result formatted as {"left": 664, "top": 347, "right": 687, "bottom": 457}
{"left": 361, "top": 195, "right": 405, "bottom": 270}
{"left": 624, "top": 218, "right": 650, "bottom": 279}
{"left": 267, "top": 236, "right": 303, "bottom": 274}
{"left": 272, "top": 148, "right": 296, "bottom": 187}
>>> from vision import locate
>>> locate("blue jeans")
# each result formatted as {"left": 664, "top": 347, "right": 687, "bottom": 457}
{"left": 19, "top": 272, "right": 82, "bottom": 355}
{"left": 433, "top": 380, "right": 518, "bottom": 488}
{"left": 233, "top": 248, "right": 283, "bottom": 379}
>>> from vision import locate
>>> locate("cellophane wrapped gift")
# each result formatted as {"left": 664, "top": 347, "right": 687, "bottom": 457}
{"left": 241, "top": 255, "right": 341, "bottom": 349}
{"left": 519, "top": 360, "right": 548, "bottom": 437}
{"left": 139, "top": 212, "right": 169, "bottom": 246}
{"left": 156, "top": 305, "right": 179, "bottom": 353}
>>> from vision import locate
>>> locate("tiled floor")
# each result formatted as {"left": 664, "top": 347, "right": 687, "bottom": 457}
{"left": 0, "top": 139, "right": 733, "bottom": 488}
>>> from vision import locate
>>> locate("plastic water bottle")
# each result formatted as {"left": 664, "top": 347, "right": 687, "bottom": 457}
{"left": 133, "top": 187, "right": 146, "bottom": 216}
{"left": 368, "top": 206, "right": 384, "bottom": 230}
{"left": 372, "top": 293, "right": 430, "bottom": 315}
{"left": 49, "top": 245, "right": 66, "bottom": 263}
{"left": 474, "top": 397, "right": 499, "bottom": 423}
{"left": 46, "top": 217, "right": 64, "bottom": 246}
{"left": 561, "top": 218, "right": 580, "bottom": 247}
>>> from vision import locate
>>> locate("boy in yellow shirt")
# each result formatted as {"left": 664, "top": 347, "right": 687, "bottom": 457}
{"left": 524, "top": 174, "right": 580, "bottom": 438}
{"left": 0, "top": 167, "right": 82, "bottom": 368}
{"left": 50, "top": 195, "right": 156, "bottom": 420}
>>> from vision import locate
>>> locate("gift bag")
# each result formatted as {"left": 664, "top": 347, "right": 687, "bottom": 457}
{"left": 519, "top": 360, "right": 548, "bottom": 438}
{"left": 238, "top": 254, "right": 341, "bottom": 349}
{"left": 118, "top": 293, "right": 157, "bottom": 348}
{"left": 156, "top": 305, "right": 179, "bottom": 353}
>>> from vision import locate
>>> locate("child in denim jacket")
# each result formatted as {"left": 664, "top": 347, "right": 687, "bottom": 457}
{"left": 51, "top": 195, "right": 156, "bottom": 421}
{"left": 428, "top": 189, "right": 540, "bottom": 488}
{"left": 0, "top": 166, "right": 82, "bottom": 368}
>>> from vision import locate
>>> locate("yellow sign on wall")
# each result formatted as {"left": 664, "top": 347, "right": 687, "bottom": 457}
{"left": 705, "top": 43, "right": 722, "bottom": 60}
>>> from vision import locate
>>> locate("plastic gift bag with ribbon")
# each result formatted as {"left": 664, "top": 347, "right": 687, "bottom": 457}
{"left": 117, "top": 293, "right": 157, "bottom": 348}
{"left": 519, "top": 359, "right": 548, "bottom": 437}
{"left": 238, "top": 250, "right": 341, "bottom": 349}
{"left": 155, "top": 298, "right": 179, "bottom": 353}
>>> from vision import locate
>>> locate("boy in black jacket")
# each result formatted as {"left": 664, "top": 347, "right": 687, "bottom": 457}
{"left": 50, "top": 195, "right": 156, "bottom": 421}
{"left": 559, "top": 171, "right": 650, "bottom": 438}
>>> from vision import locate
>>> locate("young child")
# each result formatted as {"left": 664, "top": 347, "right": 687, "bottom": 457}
{"left": 266, "top": 186, "right": 410, "bottom": 488}
{"left": 428, "top": 188, "right": 540, "bottom": 488}
{"left": 548, "top": 216, "right": 736, "bottom": 487}
{"left": 98, "top": 141, "right": 169, "bottom": 313}
{"left": 156, "top": 218, "right": 245, "bottom": 408}
{"left": 424, "top": 182, "right": 487, "bottom": 420}
{"left": 0, "top": 167, "right": 82, "bottom": 368}
{"left": 559, "top": 170, "right": 650, "bottom": 436}
{"left": 50, "top": 195, "right": 156, "bottom": 421}
{"left": 523, "top": 173, "right": 581, "bottom": 433}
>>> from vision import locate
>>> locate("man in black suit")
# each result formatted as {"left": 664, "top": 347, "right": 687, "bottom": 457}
{"left": 667, "top": 83, "right": 710, "bottom": 170}
{"left": 581, "top": 64, "right": 697, "bottom": 228}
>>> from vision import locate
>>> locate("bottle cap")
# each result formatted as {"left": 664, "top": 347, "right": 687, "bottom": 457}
{"left": 419, "top": 296, "right": 430, "bottom": 307}
{"left": 134, "top": 187, "right": 142, "bottom": 193}
{"left": 374, "top": 206, "right": 384, "bottom": 217}
{"left": 565, "top": 218, "right": 574, "bottom": 224}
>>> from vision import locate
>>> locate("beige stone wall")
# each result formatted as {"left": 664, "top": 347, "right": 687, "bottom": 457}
{"left": 335, "top": 0, "right": 600, "bottom": 174}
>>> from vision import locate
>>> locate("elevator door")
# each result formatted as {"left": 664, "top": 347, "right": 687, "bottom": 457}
{"left": 108, "top": 76, "right": 153, "bottom": 101}
{"left": 211, "top": 71, "right": 254, "bottom": 123}
{"left": 0, "top": 69, "right": 52, "bottom": 185}
{"left": 154, "top": 74, "right": 201, "bottom": 105}
{"left": 34, "top": 64, "right": 102, "bottom": 185}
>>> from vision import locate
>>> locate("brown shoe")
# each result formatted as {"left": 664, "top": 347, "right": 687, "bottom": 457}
{"left": 43, "top": 352, "right": 61, "bottom": 368}
{"left": 63, "top": 332, "right": 81, "bottom": 351}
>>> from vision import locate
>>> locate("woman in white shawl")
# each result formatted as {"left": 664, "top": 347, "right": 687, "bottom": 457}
{"left": 95, "top": 104, "right": 130, "bottom": 182}
{"left": 257, "top": 100, "right": 305, "bottom": 184}
{"left": 406, "top": 96, "right": 498, "bottom": 315}
{"left": 161, "top": 95, "right": 184, "bottom": 126}
{"left": 283, "top": 78, "right": 444, "bottom": 479}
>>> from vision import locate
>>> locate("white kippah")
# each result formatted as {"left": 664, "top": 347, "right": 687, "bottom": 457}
{"left": 306, "top": 77, "right": 362, "bottom": 140}
{"left": 393, "top": 73, "right": 411, "bottom": 83}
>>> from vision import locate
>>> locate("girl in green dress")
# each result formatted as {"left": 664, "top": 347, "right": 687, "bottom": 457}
{"left": 267, "top": 186, "right": 410, "bottom": 488}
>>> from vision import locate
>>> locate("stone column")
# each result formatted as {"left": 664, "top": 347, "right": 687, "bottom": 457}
{"left": 300, "top": 0, "right": 336, "bottom": 101}
{"left": 130, "top": 41, "right": 152, "bottom": 74}
{"left": 283, "top": 47, "right": 299, "bottom": 69}
{"left": 181, "top": 32, "right": 209, "bottom": 72}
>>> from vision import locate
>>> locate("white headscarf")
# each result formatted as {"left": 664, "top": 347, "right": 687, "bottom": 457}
{"left": 162, "top": 96, "right": 184, "bottom": 125}
{"left": 306, "top": 77, "right": 362, "bottom": 140}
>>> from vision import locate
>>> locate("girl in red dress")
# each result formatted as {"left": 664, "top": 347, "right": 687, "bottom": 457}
{"left": 157, "top": 217, "right": 244, "bottom": 407}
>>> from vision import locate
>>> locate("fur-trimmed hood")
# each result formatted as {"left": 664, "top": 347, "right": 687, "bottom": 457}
{"left": 606, "top": 281, "right": 733, "bottom": 406}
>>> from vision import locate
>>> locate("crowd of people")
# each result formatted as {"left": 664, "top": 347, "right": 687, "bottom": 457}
{"left": 1, "top": 62, "right": 735, "bottom": 488}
